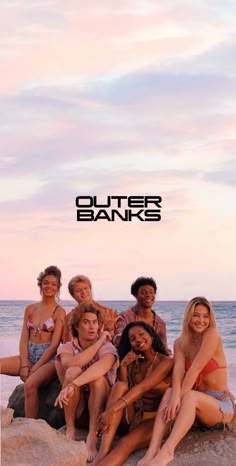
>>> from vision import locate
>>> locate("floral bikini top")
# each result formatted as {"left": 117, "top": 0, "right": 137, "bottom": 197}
{"left": 185, "top": 358, "right": 226, "bottom": 388}
{"left": 27, "top": 305, "right": 59, "bottom": 335}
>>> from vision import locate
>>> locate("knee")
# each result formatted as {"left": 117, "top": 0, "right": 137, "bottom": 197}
{"left": 64, "top": 366, "right": 82, "bottom": 384}
{"left": 24, "top": 378, "right": 38, "bottom": 396}
{"left": 55, "top": 360, "right": 65, "bottom": 383}
{"left": 55, "top": 360, "right": 62, "bottom": 376}
{"left": 181, "top": 390, "right": 197, "bottom": 406}
{"left": 165, "top": 387, "right": 172, "bottom": 397}
{"left": 113, "top": 380, "right": 128, "bottom": 394}
{"left": 162, "top": 387, "right": 172, "bottom": 402}
{"left": 89, "top": 376, "right": 107, "bottom": 390}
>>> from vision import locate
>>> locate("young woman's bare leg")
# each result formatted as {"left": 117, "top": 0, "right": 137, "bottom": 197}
{"left": 148, "top": 390, "right": 227, "bottom": 466}
{"left": 137, "top": 388, "right": 172, "bottom": 466}
{"left": 24, "top": 362, "right": 56, "bottom": 418}
{"left": 96, "top": 418, "right": 155, "bottom": 466}
{"left": 0, "top": 356, "right": 21, "bottom": 375}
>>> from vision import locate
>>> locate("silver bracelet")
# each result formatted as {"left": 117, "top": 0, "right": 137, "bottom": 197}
{"left": 119, "top": 396, "right": 128, "bottom": 408}
{"left": 119, "top": 397, "right": 130, "bottom": 424}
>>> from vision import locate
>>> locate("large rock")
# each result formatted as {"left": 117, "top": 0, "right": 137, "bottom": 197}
{"left": 7, "top": 378, "right": 65, "bottom": 429}
{"left": 1, "top": 405, "right": 14, "bottom": 427}
{"left": 1, "top": 407, "right": 87, "bottom": 466}
{"left": 59, "top": 422, "right": 236, "bottom": 466}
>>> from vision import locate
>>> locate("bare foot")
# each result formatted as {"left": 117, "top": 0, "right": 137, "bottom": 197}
{"left": 90, "top": 453, "right": 102, "bottom": 466}
{"left": 90, "top": 458, "right": 99, "bottom": 466}
{"left": 137, "top": 449, "right": 157, "bottom": 466}
{"left": 65, "top": 426, "right": 76, "bottom": 440}
{"left": 86, "top": 433, "right": 98, "bottom": 462}
{"left": 149, "top": 448, "right": 174, "bottom": 466}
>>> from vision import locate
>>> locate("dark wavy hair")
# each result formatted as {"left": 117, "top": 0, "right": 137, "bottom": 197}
{"left": 131, "top": 276, "right": 157, "bottom": 297}
{"left": 37, "top": 265, "right": 62, "bottom": 289}
{"left": 118, "top": 321, "right": 168, "bottom": 361}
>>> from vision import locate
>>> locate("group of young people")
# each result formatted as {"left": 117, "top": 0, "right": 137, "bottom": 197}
{"left": 0, "top": 265, "right": 235, "bottom": 466}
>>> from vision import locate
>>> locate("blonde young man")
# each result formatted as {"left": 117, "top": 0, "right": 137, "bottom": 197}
{"left": 62, "top": 275, "right": 116, "bottom": 342}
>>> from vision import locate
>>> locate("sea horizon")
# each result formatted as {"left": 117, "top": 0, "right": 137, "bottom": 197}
{"left": 1, "top": 299, "right": 235, "bottom": 302}
{"left": 1, "top": 300, "right": 235, "bottom": 406}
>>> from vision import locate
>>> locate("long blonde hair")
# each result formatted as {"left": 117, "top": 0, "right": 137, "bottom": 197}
{"left": 179, "top": 296, "right": 216, "bottom": 352}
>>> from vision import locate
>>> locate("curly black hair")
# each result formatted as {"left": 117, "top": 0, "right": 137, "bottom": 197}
{"left": 131, "top": 276, "right": 157, "bottom": 297}
{"left": 118, "top": 321, "right": 168, "bottom": 361}
{"left": 37, "top": 265, "right": 62, "bottom": 289}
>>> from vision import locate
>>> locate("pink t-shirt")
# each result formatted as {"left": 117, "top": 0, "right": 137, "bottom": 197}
{"left": 57, "top": 338, "right": 119, "bottom": 386}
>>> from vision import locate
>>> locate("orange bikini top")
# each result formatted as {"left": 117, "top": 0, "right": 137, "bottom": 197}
{"left": 185, "top": 358, "right": 226, "bottom": 388}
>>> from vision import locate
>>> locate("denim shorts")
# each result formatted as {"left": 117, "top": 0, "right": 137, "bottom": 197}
{"left": 205, "top": 390, "right": 235, "bottom": 414}
{"left": 28, "top": 341, "right": 55, "bottom": 365}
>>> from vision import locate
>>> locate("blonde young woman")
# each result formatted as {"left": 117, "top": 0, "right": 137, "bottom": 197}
{"left": 138, "top": 296, "right": 235, "bottom": 466}
{"left": 0, "top": 265, "right": 65, "bottom": 418}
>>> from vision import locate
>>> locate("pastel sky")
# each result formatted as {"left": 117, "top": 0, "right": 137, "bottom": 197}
{"left": 1, "top": 0, "right": 236, "bottom": 301}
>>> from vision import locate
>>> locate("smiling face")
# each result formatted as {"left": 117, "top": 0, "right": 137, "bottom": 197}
{"left": 41, "top": 274, "right": 59, "bottom": 298}
{"left": 128, "top": 325, "right": 153, "bottom": 354}
{"left": 73, "top": 281, "right": 92, "bottom": 304}
{"left": 136, "top": 285, "right": 156, "bottom": 309}
{"left": 189, "top": 304, "right": 210, "bottom": 334}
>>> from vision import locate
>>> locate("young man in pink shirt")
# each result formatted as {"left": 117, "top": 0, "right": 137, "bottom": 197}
{"left": 55, "top": 303, "right": 119, "bottom": 462}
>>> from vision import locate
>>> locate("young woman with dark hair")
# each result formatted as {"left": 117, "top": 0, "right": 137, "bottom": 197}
{"left": 91, "top": 321, "right": 173, "bottom": 466}
{"left": 0, "top": 265, "right": 65, "bottom": 418}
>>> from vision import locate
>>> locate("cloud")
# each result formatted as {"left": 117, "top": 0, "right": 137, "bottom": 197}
{"left": 204, "top": 158, "right": 236, "bottom": 187}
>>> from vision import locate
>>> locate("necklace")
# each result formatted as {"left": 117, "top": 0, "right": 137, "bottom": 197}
{"left": 135, "top": 352, "right": 157, "bottom": 371}
{"left": 144, "top": 353, "right": 158, "bottom": 377}
{"left": 148, "top": 352, "right": 158, "bottom": 369}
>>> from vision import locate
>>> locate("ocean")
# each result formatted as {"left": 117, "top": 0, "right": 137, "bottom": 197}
{"left": 0, "top": 300, "right": 236, "bottom": 407}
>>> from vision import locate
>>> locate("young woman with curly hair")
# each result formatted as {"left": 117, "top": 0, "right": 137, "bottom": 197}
{"left": 0, "top": 265, "right": 65, "bottom": 418}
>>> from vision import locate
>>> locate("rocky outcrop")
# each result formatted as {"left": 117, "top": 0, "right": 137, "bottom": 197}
{"left": 1, "top": 405, "right": 14, "bottom": 427}
{"left": 58, "top": 423, "right": 236, "bottom": 466}
{"left": 2, "top": 406, "right": 236, "bottom": 466}
{"left": 1, "top": 407, "right": 87, "bottom": 466}
{"left": 7, "top": 378, "right": 65, "bottom": 429}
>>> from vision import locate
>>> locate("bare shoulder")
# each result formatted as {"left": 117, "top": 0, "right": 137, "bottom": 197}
{"left": 173, "top": 337, "right": 181, "bottom": 351}
{"left": 157, "top": 354, "right": 174, "bottom": 369}
{"left": 173, "top": 338, "right": 185, "bottom": 362}
{"left": 24, "top": 302, "right": 36, "bottom": 316}
{"left": 203, "top": 327, "right": 220, "bottom": 341}
{"left": 55, "top": 305, "right": 66, "bottom": 319}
